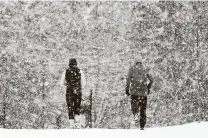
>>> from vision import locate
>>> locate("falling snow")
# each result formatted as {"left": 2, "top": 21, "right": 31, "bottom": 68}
{"left": 0, "top": 1, "right": 208, "bottom": 129}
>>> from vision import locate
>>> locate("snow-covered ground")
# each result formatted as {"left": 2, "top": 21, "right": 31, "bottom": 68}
{"left": 1, "top": 122, "right": 208, "bottom": 138}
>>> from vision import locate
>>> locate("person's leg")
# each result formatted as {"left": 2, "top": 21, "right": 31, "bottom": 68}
{"left": 131, "top": 95, "right": 139, "bottom": 116}
{"left": 74, "top": 93, "right": 82, "bottom": 115}
{"left": 131, "top": 95, "right": 140, "bottom": 126}
{"left": 139, "top": 96, "right": 147, "bottom": 129}
{"left": 66, "top": 87, "right": 74, "bottom": 120}
{"left": 73, "top": 92, "right": 82, "bottom": 127}
{"left": 74, "top": 92, "right": 82, "bottom": 116}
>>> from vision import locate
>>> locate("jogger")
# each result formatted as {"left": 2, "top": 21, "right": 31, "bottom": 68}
{"left": 125, "top": 57, "right": 153, "bottom": 130}
{"left": 61, "top": 58, "right": 86, "bottom": 128}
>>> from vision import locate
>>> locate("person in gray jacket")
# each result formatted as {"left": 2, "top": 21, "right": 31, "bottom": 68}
{"left": 125, "top": 57, "right": 153, "bottom": 130}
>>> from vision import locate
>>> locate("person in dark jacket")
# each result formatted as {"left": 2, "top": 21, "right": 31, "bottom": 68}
{"left": 125, "top": 57, "right": 153, "bottom": 130}
{"left": 61, "top": 58, "right": 86, "bottom": 128}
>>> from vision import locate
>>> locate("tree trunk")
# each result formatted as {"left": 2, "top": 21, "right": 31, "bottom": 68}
{"left": 89, "top": 90, "right": 93, "bottom": 128}
{"left": 2, "top": 57, "right": 8, "bottom": 128}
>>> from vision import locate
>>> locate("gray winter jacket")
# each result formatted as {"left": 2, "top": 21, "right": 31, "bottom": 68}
{"left": 126, "top": 63, "right": 153, "bottom": 96}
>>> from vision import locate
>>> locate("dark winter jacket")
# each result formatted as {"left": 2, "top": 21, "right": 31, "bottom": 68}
{"left": 126, "top": 63, "right": 153, "bottom": 96}
{"left": 65, "top": 66, "right": 82, "bottom": 92}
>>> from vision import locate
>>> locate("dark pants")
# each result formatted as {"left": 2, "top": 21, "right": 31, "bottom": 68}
{"left": 131, "top": 95, "right": 147, "bottom": 128}
{"left": 66, "top": 87, "right": 82, "bottom": 119}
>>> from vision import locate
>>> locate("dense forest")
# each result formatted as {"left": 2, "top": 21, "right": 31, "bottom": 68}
{"left": 0, "top": 1, "right": 208, "bottom": 129}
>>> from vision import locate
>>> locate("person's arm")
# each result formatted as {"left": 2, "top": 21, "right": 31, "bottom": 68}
{"left": 147, "top": 73, "right": 153, "bottom": 94}
{"left": 80, "top": 70, "right": 86, "bottom": 89}
{"left": 125, "top": 67, "right": 133, "bottom": 96}
{"left": 60, "top": 70, "right": 66, "bottom": 87}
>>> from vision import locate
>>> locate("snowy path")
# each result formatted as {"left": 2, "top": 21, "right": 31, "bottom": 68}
{"left": 1, "top": 122, "right": 208, "bottom": 138}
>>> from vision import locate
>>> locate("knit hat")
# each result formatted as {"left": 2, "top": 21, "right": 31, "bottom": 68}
{"left": 69, "top": 58, "right": 77, "bottom": 66}
{"left": 134, "top": 56, "right": 143, "bottom": 64}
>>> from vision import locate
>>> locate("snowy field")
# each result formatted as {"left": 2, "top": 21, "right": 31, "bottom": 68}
{"left": 1, "top": 122, "right": 208, "bottom": 138}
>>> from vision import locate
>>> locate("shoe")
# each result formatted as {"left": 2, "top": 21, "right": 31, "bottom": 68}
{"left": 79, "top": 114, "right": 86, "bottom": 128}
{"left": 140, "top": 127, "right": 144, "bottom": 130}
{"left": 74, "top": 115, "right": 81, "bottom": 128}
{"left": 74, "top": 122, "right": 81, "bottom": 129}
{"left": 69, "top": 119, "right": 75, "bottom": 129}
{"left": 74, "top": 115, "right": 80, "bottom": 123}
